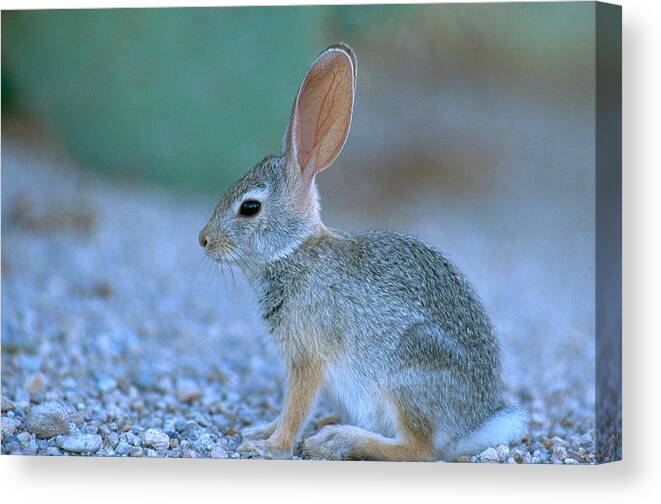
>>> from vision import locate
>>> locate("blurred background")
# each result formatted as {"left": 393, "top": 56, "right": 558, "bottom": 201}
{"left": 2, "top": 3, "right": 600, "bottom": 461}
{"left": 2, "top": 4, "right": 594, "bottom": 193}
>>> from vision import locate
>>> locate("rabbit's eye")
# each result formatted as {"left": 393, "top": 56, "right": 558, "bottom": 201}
{"left": 239, "top": 199, "right": 261, "bottom": 217}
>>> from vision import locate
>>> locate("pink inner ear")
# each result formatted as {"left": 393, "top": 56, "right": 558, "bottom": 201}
{"left": 294, "top": 50, "right": 354, "bottom": 176}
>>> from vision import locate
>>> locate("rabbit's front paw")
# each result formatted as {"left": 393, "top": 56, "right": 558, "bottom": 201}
{"left": 237, "top": 438, "right": 292, "bottom": 460}
{"left": 301, "top": 425, "right": 360, "bottom": 460}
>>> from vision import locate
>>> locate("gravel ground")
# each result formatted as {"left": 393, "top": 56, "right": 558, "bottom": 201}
{"left": 1, "top": 135, "right": 597, "bottom": 463}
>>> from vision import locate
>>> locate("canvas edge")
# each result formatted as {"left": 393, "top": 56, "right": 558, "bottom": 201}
{"left": 595, "top": 0, "right": 622, "bottom": 464}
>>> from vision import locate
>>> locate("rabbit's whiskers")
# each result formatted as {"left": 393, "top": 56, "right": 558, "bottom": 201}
{"left": 226, "top": 248, "right": 257, "bottom": 283}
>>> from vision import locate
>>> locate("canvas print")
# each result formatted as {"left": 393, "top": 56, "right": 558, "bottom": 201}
{"left": 1, "top": 2, "right": 621, "bottom": 463}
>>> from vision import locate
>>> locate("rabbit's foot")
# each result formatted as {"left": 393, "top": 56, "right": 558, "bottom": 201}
{"left": 301, "top": 425, "right": 372, "bottom": 460}
{"left": 314, "top": 415, "right": 341, "bottom": 429}
{"left": 237, "top": 438, "right": 292, "bottom": 460}
{"left": 242, "top": 418, "right": 278, "bottom": 440}
{"left": 302, "top": 425, "right": 434, "bottom": 461}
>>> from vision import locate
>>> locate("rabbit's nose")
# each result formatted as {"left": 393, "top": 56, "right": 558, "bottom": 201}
{"left": 199, "top": 229, "right": 208, "bottom": 248}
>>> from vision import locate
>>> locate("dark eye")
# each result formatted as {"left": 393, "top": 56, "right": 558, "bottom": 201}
{"left": 239, "top": 199, "right": 261, "bottom": 217}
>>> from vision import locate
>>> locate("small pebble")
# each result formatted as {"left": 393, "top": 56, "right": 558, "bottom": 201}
{"left": 176, "top": 379, "right": 202, "bottom": 403}
{"left": 210, "top": 445, "right": 228, "bottom": 459}
{"left": 26, "top": 373, "right": 46, "bottom": 395}
{"left": 511, "top": 448, "right": 526, "bottom": 464}
{"left": 26, "top": 401, "right": 70, "bottom": 438}
{"left": 115, "top": 441, "right": 131, "bottom": 456}
{"left": 480, "top": 447, "right": 500, "bottom": 462}
{"left": 496, "top": 444, "right": 510, "bottom": 459}
{"left": 194, "top": 433, "right": 215, "bottom": 452}
{"left": 1, "top": 396, "right": 16, "bottom": 412}
{"left": 56, "top": 433, "right": 103, "bottom": 453}
{"left": 142, "top": 428, "right": 170, "bottom": 450}
{"left": 25, "top": 439, "right": 39, "bottom": 455}
{"left": 129, "top": 446, "right": 144, "bottom": 457}
{"left": 1, "top": 416, "right": 22, "bottom": 436}
{"left": 3, "top": 434, "right": 22, "bottom": 453}
{"left": 553, "top": 446, "right": 568, "bottom": 460}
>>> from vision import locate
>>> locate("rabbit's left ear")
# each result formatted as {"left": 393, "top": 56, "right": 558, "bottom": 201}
{"left": 282, "top": 43, "right": 357, "bottom": 180}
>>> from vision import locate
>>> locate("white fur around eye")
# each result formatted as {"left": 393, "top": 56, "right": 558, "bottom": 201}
{"left": 233, "top": 188, "right": 269, "bottom": 214}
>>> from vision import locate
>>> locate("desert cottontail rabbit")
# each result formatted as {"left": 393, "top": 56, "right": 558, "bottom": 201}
{"left": 199, "top": 43, "right": 527, "bottom": 461}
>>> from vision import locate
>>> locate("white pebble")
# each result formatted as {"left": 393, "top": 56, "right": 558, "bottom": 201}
{"left": 142, "top": 428, "right": 170, "bottom": 450}
{"left": 480, "top": 447, "right": 500, "bottom": 462}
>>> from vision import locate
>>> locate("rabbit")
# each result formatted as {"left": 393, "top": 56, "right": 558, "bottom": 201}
{"left": 199, "top": 42, "right": 527, "bottom": 461}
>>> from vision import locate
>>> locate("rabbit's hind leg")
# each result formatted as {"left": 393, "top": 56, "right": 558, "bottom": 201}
{"left": 301, "top": 405, "right": 434, "bottom": 461}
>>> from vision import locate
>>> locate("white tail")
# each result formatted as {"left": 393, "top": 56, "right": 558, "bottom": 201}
{"left": 443, "top": 406, "right": 529, "bottom": 460}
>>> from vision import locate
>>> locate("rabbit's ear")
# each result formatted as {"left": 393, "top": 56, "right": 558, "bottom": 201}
{"left": 283, "top": 43, "right": 356, "bottom": 180}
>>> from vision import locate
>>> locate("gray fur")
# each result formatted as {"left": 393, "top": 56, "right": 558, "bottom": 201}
{"left": 201, "top": 154, "right": 523, "bottom": 458}
{"left": 260, "top": 224, "right": 505, "bottom": 439}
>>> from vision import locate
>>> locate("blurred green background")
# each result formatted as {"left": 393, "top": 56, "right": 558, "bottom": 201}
{"left": 2, "top": 3, "right": 593, "bottom": 195}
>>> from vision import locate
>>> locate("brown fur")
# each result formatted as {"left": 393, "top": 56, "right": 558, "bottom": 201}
{"left": 239, "top": 359, "right": 324, "bottom": 459}
{"left": 301, "top": 399, "right": 434, "bottom": 461}
{"left": 269, "top": 360, "right": 324, "bottom": 453}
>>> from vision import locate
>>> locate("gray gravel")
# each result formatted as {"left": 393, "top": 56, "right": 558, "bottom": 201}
{"left": 1, "top": 136, "right": 597, "bottom": 463}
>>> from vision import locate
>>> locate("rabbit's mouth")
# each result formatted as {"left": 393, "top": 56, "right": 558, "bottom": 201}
{"left": 203, "top": 238, "right": 252, "bottom": 270}
{"left": 204, "top": 241, "right": 234, "bottom": 262}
